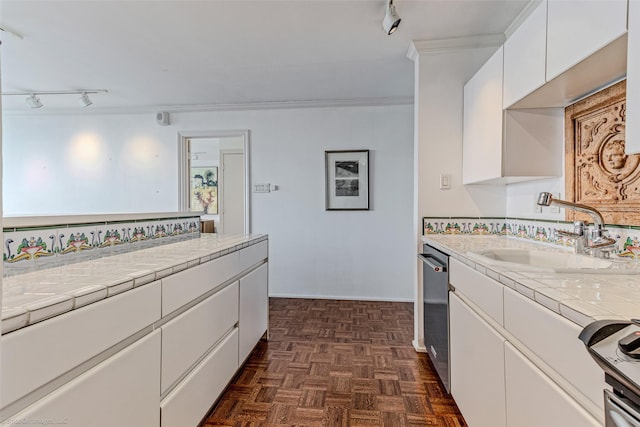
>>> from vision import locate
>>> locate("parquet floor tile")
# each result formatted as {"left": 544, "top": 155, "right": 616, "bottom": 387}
{"left": 202, "top": 298, "right": 466, "bottom": 427}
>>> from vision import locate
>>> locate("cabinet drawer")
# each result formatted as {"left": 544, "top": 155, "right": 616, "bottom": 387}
{"left": 503, "top": 287, "right": 605, "bottom": 410}
{"left": 161, "top": 282, "right": 239, "bottom": 394}
{"left": 450, "top": 258, "right": 503, "bottom": 325}
{"left": 13, "top": 331, "right": 161, "bottom": 427}
{"left": 161, "top": 328, "right": 239, "bottom": 427}
{"left": 239, "top": 240, "right": 268, "bottom": 273}
{"left": 505, "top": 342, "right": 601, "bottom": 427}
{"left": 162, "top": 252, "right": 240, "bottom": 315}
{"left": 1, "top": 281, "right": 161, "bottom": 409}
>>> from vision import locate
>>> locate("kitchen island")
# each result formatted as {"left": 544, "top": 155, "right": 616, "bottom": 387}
{"left": 423, "top": 233, "right": 640, "bottom": 427}
{"left": 1, "top": 231, "right": 269, "bottom": 427}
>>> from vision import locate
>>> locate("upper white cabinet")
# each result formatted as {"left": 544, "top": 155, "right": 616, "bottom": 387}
{"left": 463, "top": 46, "right": 563, "bottom": 184}
{"left": 546, "top": 0, "right": 627, "bottom": 81}
{"left": 627, "top": 0, "right": 640, "bottom": 154}
{"left": 503, "top": 0, "right": 547, "bottom": 108}
{"left": 463, "top": 46, "right": 504, "bottom": 184}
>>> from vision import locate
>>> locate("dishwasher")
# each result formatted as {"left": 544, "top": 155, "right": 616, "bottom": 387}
{"left": 418, "top": 244, "right": 450, "bottom": 393}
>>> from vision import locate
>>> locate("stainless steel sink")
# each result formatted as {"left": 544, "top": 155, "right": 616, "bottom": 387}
{"left": 466, "top": 248, "right": 639, "bottom": 274}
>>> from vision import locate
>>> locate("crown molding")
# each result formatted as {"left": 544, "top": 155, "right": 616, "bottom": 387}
{"left": 1, "top": 96, "right": 414, "bottom": 116}
{"left": 407, "top": 33, "right": 506, "bottom": 61}
{"left": 504, "top": 0, "right": 543, "bottom": 39}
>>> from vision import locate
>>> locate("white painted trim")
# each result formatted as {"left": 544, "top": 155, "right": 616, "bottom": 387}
{"left": 406, "top": 34, "right": 506, "bottom": 61}
{"left": 268, "top": 293, "right": 413, "bottom": 303}
{"left": 412, "top": 340, "right": 427, "bottom": 353}
{"left": 178, "top": 130, "right": 251, "bottom": 234}
{"left": 1, "top": 97, "right": 414, "bottom": 116}
{"left": 3, "top": 212, "right": 200, "bottom": 229}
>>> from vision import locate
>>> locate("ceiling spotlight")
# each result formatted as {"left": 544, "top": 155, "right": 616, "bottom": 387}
{"left": 78, "top": 92, "right": 93, "bottom": 107}
{"left": 383, "top": 0, "right": 401, "bottom": 35}
{"left": 25, "top": 94, "right": 43, "bottom": 108}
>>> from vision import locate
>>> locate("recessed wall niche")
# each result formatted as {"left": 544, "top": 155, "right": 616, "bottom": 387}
{"left": 565, "top": 80, "right": 640, "bottom": 226}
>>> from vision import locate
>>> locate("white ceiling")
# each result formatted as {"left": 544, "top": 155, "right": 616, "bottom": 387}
{"left": 0, "top": 0, "right": 529, "bottom": 112}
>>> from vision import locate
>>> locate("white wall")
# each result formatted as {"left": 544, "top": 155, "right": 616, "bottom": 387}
{"left": 3, "top": 114, "right": 179, "bottom": 215}
{"left": 2, "top": 104, "right": 415, "bottom": 301}
{"left": 506, "top": 177, "right": 565, "bottom": 220}
{"left": 412, "top": 47, "right": 508, "bottom": 350}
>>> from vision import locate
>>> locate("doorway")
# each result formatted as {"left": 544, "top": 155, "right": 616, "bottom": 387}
{"left": 178, "top": 130, "right": 250, "bottom": 234}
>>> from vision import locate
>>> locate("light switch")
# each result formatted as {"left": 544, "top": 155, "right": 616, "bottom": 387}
{"left": 440, "top": 174, "right": 451, "bottom": 190}
{"left": 253, "top": 183, "right": 271, "bottom": 193}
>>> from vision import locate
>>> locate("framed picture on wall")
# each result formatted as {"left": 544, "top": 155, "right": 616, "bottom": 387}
{"left": 325, "top": 150, "right": 370, "bottom": 210}
{"left": 190, "top": 166, "right": 218, "bottom": 214}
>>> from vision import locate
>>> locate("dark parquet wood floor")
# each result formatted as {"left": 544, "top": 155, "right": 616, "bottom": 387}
{"left": 202, "top": 298, "right": 467, "bottom": 427}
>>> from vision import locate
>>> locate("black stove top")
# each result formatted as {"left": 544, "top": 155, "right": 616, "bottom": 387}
{"left": 581, "top": 320, "right": 640, "bottom": 405}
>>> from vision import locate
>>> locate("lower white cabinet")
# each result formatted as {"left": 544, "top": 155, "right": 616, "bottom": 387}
{"left": 449, "top": 259, "right": 603, "bottom": 426}
{"left": 504, "top": 342, "right": 600, "bottom": 427}
{"left": 161, "top": 329, "right": 239, "bottom": 427}
{"left": 239, "top": 263, "right": 269, "bottom": 362}
{"left": 14, "top": 330, "right": 161, "bottom": 427}
{"left": 450, "top": 292, "right": 507, "bottom": 427}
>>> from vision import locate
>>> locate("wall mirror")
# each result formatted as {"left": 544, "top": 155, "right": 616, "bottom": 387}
{"left": 178, "top": 130, "right": 250, "bottom": 234}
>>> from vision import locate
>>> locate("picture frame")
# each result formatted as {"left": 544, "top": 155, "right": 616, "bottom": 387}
{"left": 325, "top": 149, "right": 370, "bottom": 210}
{"left": 190, "top": 166, "right": 218, "bottom": 214}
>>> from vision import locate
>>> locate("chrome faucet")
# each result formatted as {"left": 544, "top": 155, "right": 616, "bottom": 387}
{"left": 536, "top": 192, "right": 616, "bottom": 257}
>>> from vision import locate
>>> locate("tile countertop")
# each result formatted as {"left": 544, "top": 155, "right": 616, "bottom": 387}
{"left": 1, "top": 233, "right": 268, "bottom": 335}
{"left": 422, "top": 234, "right": 640, "bottom": 328}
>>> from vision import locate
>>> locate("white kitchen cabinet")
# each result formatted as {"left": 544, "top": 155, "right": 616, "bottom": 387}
{"left": 463, "top": 46, "right": 504, "bottom": 184}
{"left": 1, "top": 280, "right": 161, "bottom": 409}
{"left": 503, "top": 287, "right": 605, "bottom": 412}
{"left": 546, "top": 0, "right": 627, "bottom": 81}
{"left": 503, "top": 0, "right": 547, "bottom": 108}
{"left": 627, "top": 0, "right": 640, "bottom": 154}
{"left": 463, "top": 45, "right": 564, "bottom": 184}
{"left": 161, "top": 281, "right": 239, "bottom": 394}
{"left": 239, "top": 263, "right": 269, "bottom": 362}
{"left": 161, "top": 329, "right": 239, "bottom": 427}
{"left": 504, "top": 342, "right": 601, "bottom": 427}
{"left": 450, "top": 292, "right": 507, "bottom": 427}
{"left": 14, "top": 330, "right": 161, "bottom": 427}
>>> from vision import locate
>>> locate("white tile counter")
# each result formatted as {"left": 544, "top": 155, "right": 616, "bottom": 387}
{"left": 422, "top": 234, "right": 640, "bottom": 327}
{"left": 1, "top": 233, "right": 267, "bottom": 334}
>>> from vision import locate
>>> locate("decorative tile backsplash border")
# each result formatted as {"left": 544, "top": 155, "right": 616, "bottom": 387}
{"left": 3, "top": 216, "right": 201, "bottom": 276}
{"left": 423, "top": 216, "right": 640, "bottom": 258}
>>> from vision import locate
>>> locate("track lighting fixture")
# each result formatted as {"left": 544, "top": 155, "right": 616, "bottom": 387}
{"left": 25, "top": 94, "right": 43, "bottom": 108}
{"left": 78, "top": 92, "right": 93, "bottom": 108}
{"left": 383, "top": 0, "right": 401, "bottom": 35}
{"left": 2, "top": 89, "right": 108, "bottom": 108}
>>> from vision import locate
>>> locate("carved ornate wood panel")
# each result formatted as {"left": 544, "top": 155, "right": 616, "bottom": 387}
{"left": 565, "top": 80, "right": 640, "bottom": 225}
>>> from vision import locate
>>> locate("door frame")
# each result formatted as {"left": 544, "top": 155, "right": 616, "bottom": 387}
{"left": 177, "top": 130, "right": 251, "bottom": 233}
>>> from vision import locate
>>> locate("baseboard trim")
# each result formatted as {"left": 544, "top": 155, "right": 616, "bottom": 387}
{"left": 268, "top": 293, "right": 413, "bottom": 303}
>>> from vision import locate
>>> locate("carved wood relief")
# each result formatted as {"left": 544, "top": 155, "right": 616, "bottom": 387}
{"left": 565, "top": 80, "right": 640, "bottom": 226}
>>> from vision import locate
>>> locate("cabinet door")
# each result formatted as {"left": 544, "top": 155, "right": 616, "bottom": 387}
{"left": 239, "top": 263, "right": 268, "bottom": 362}
{"left": 546, "top": 0, "right": 627, "bottom": 81}
{"left": 462, "top": 46, "right": 504, "bottom": 184}
{"left": 505, "top": 342, "right": 601, "bottom": 427}
{"left": 14, "top": 330, "right": 161, "bottom": 427}
{"left": 503, "top": 0, "right": 547, "bottom": 108}
{"left": 627, "top": 0, "right": 640, "bottom": 154}
{"left": 450, "top": 292, "right": 506, "bottom": 427}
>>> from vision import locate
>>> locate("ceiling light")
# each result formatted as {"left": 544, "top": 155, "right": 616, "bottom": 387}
{"left": 78, "top": 92, "right": 93, "bottom": 107}
{"left": 25, "top": 94, "right": 43, "bottom": 108}
{"left": 383, "top": 0, "right": 401, "bottom": 35}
